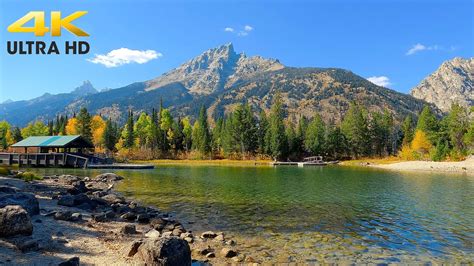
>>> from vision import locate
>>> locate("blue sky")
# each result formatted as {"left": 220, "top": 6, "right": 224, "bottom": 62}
{"left": 0, "top": 0, "right": 472, "bottom": 102}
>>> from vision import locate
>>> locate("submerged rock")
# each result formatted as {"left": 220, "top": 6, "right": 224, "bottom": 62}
{"left": 94, "top": 173, "right": 123, "bottom": 182}
{"left": 0, "top": 205, "right": 33, "bottom": 237}
{"left": 136, "top": 237, "right": 191, "bottom": 266}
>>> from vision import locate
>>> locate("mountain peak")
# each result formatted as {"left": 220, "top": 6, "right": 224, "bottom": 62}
{"left": 146, "top": 43, "right": 284, "bottom": 94}
{"left": 411, "top": 57, "right": 473, "bottom": 112}
{"left": 71, "top": 80, "right": 98, "bottom": 96}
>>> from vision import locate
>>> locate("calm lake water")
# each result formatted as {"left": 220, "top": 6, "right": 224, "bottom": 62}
{"left": 31, "top": 165, "right": 474, "bottom": 263}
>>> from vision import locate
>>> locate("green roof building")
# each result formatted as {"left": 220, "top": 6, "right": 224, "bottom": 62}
{"left": 11, "top": 135, "right": 93, "bottom": 153}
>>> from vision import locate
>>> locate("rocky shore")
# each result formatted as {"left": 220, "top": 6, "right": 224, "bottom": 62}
{"left": 0, "top": 172, "right": 245, "bottom": 265}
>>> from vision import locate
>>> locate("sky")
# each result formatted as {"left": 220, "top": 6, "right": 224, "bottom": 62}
{"left": 0, "top": 0, "right": 473, "bottom": 102}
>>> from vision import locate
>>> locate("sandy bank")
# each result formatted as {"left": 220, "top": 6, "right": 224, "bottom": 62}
{"left": 369, "top": 157, "right": 474, "bottom": 174}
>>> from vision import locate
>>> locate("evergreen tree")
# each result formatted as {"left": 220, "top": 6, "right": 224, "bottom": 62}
{"left": 341, "top": 102, "right": 369, "bottom": 158}
{"left": 326, "top": 125, "right": 347, "bottom": 159}
{"left": 212, "top": 117, "right": 224, "bottom": 155}
{"left": 401, "top": 114, "right": 415, "bottom": 146}
{"left": 11, "top": 127, "right": 23, "bottom": 143}
{"left": 192, "top": 105, "right": 211, "bottom": 156}
{"left": 445, "top": 103, "right": 470, "bottom": 152}
{"left": 231, "top": 104, "right": 258, "bottom": 156}
{"left": 267, "top": 94, "right": 288, "bottom": 160}
{"left": 257, "top": 111, "right": 269, "bottom": 155}
{"left": 170, "top": 117, "right": 185, "bottom": 153}
{"left": 76, "top": 108, "right": 93, "bottom": 142}
{"left": 416, "top": 105, "right": 439, "bottom": 144}
{"left": 304, "top": 114, "right": 326, "bottom": 156}
{"left": 123, "top": 110, "right": 135, "bottom": 149}
{"left": 48, "top": 120, "right": 54, "bottom": 136}
{"left": 103, "top": 119, "right": 119, "bottom": 152}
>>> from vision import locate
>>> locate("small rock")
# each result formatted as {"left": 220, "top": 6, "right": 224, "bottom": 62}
{"left": 136, "top": 213, "right": 150, "bottom": 223}
{"left": 172, "top": 228, "right": 182, "bottom": 236}
{"left": 232, "top": 255, "right": 244, "bottom": 262}
{"left": 121, "top": 224, "right": 137, "bottom": 235}
{"left": 70, "top": 213, "right": 82, "bottom": 221}
{"left": 54, "top": 211, "right": 73, "bottom": 221}
{"left": 94, "top": 173, "right": 123, "bottom": 182}
{"left": 17, "top": 239, "right": 39, "bottom": 252}
{"left": 58, "top": 256, "right": 80, "bottom": 266}
{"left": 197, "top": 247, "right": 212, "bottom": 255}
{"left": 161, "top": 231, "right": 173, "bottom": 238}
{"left": 0, "top": 205, "right": 33, "bottom": 236}
{"left": 220, "top": 247, "right": 237, "bottom": 258}
{"left": 225, "top": 239, "right": 236, "bottom": 246}
{"left": 184, "top": 237, "right": 193, "bottom": 243}
{"left": 145, "top": 229, "right": 161, "bottom": 238}
{"left": 201, "top": 231, "right": 217, "bottom": 239}
{"left": 57, "top": 195, "right": 75, "bottom": 207}
{"left": 105, "top": 210, "right": 115, "bottom": 219}
{"left": 101, "top": 194, "right": 125, "bottom": 204}
{"left": 120, "top": 212, "right": 136, "bottom": 221}
{"left": 92, "top": 213, "right": 107, "bottom": 222}
{"left": 205, "top": 252, "right": 216, "bottom": 258}
{"left": 126, "top": 240, "right": 143, "bottom": 257}
{"left": 215, "top": 234, "right": 225, "bottom": 241}
{"left": 92, "top": 191, "right": 108, "bottom": 198}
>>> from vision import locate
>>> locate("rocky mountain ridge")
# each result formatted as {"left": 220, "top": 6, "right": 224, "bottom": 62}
{"left": 410, "top": 57, "right": 473, "bottom": 112}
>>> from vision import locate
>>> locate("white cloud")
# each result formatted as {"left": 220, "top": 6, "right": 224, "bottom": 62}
{"left": 406, "top": 43, "right": 442, "bottom": 55}
{"left": 367, "top": 76, "right": 391, "bottom": 87}
{"left": 225, "top": 25, "right": 254, "bottom": 37}
{"left": 87, "top": 48, "right": 162, "bottom": 68}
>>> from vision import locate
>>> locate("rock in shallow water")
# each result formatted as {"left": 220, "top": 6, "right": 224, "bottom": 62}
{"left": 0, "top": 205, "right": 33, "bottom": 237}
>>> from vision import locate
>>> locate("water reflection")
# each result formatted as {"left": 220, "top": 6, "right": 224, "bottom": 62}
{"left": 30, "top": 166, "right": 474, "bottom": 262}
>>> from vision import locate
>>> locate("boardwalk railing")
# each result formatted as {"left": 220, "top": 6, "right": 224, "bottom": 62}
{"left": 303, "top": 156, "right": 323, "bottom": 163}
{"left": 0, "top": 153, "right": 90, "bottom": 168}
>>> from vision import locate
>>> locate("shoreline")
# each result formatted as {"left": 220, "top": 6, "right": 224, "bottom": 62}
{"left": 341, "top": 157, "right": 474, "bottom": 174}
{"left": 0, "top": 172, "right": 248, "bottom": 265}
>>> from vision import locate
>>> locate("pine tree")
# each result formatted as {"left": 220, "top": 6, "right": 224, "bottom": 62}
{"left": 257, "top": 111, "right": 269, "bottom": 155}
{"left": 304, "top": 114, "right": 326, "bottom": 156}
{"left": 341, "top": 102, "right": 369, "bottom": 158}
{"left": 231, "top": 104, "right": 258, "bottom": 156}
{"left": 326, "top": 125, "right": 347, "bottom": 159}
{"left": 192, "top": 105, "right": 211, "bottom": 156}
{"left": 445, "top": 103, "right": 469, "bottom": 152}
{"left": 11, "top": 127, "right": 23, "bottom": 143}
{"left": 103, "top": 119, "right": 118, "bottom": 152}
{"left": 123, "top": 110, "right": 135, "bottom": 149}
{"left": 416, "top": 105, "right": 439, "bottom": 144}
{"left": 401, "top": 114, "right": 415, "bottom": 146}
{"left": 76, "top": 108, "right": 93, "bottom": 142}
{"left": 267, "top": 94, "right": 288, "bottom": 160}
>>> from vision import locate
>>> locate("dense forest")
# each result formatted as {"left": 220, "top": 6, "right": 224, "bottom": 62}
{"left": 0, "top": 95, "right": 473, "bottom": 161}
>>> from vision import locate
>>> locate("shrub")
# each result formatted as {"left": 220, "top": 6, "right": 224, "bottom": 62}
{"left": 16, "top": 171, "right": 42, "bottom": 182}
{"left": 0, "top": 167, "right": 10, "bottom": 176}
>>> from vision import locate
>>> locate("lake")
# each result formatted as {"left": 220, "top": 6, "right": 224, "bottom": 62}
{"left": 30, "top": 165, "right": 474, "bottom": 263}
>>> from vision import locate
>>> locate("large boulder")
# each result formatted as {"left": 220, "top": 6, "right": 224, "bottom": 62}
{"left": 58, "top": 175, "right": 81, "bottom": 185}
{"left": 136, "top": 237, "right": 191, "bottom": 266}
{"left": 0, "top": 205, "right": 33, "bottom": 237}
{"left": 0, "top": 192, "right": 39, "bottom": 215}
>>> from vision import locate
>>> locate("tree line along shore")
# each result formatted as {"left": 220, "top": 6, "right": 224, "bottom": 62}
{"left": 0, "top": 94, "right": 473, "bottom": 162}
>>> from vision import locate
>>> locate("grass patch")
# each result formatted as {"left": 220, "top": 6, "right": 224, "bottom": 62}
{"left": 16, "top": 171, "right": 42, "bottom": 182}
{"left": 340, "top": 157, "right": 404, "bottom": 166}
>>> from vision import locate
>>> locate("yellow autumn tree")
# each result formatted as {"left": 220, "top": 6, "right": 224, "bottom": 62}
{"left": 411, "top": 130, "right": 432, "bottom": 158}
{"left": 65, "top": 118, "right": 79, "bottom": 135}
{"left": 91, "top": 115, "right": 106, "bottom": 151}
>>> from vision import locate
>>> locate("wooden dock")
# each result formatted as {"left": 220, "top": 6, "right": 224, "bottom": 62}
{"left": 0, "top": 152, "right": 89, "bottom": 168}
{"left": 270, "top": 156, "right": 338, "bottom": 167}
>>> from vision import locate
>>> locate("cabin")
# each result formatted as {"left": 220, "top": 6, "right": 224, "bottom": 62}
{"left": 0, "top": 135, "right": 102, "bottom": 168}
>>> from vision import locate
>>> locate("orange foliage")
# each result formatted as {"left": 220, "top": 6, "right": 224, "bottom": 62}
{"left": 65, "top": 118, "right": 78, "bottom": 135}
